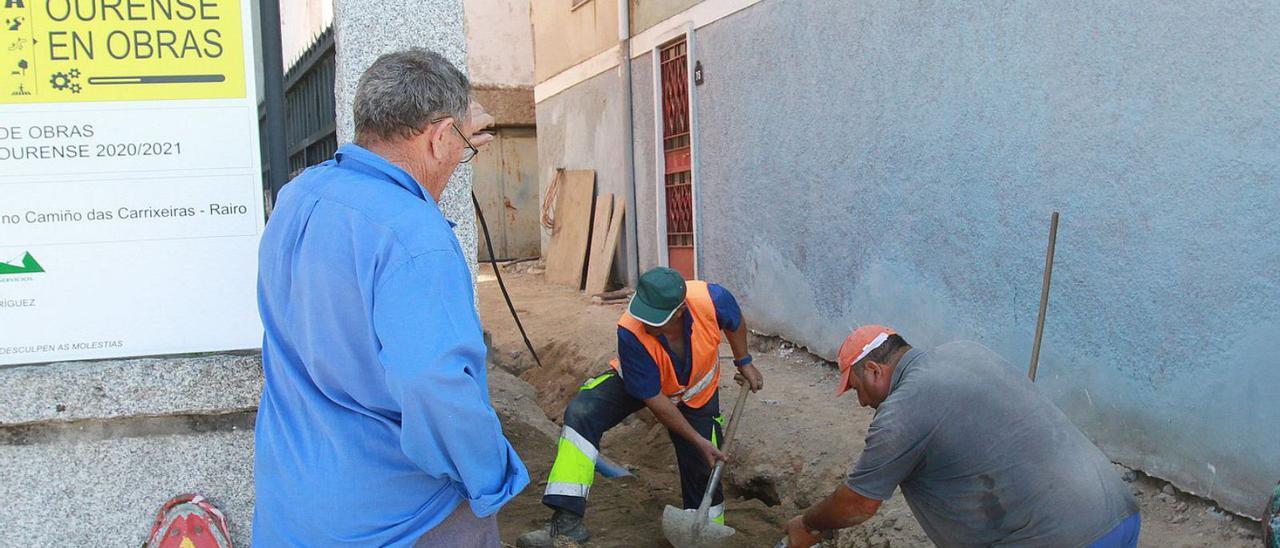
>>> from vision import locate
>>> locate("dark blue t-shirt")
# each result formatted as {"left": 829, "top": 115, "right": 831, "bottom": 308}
{"left": 616, "top": 283, "right": 741, "bottom": 400}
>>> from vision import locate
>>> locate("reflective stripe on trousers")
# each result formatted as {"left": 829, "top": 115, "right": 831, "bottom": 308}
{"left": 541, "top": 369, "right": 724, "bottom": 519}
{"left": 544, "top": 425, "right": 598, "bottom": 499}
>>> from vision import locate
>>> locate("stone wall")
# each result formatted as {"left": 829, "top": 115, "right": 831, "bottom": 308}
{"left": 0, "top": 355, "right": 262, "bottom": 545}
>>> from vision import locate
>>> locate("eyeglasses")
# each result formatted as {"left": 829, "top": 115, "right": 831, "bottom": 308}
{"left": 430, "top": 116, "right": 479, "bottom": 163}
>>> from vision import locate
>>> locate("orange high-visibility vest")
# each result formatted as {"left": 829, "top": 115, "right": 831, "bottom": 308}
{"left": 610, "top": 281, "right": 722, "bottom": 408}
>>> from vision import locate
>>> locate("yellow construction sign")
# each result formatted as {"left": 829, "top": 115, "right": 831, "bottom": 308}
{"left": 0, "top": 0, "right": 247, "bottom": 103}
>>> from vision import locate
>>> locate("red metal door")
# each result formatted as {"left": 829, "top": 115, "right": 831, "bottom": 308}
{"left": 659, "top": 38, "right": 695, "bottom": 279}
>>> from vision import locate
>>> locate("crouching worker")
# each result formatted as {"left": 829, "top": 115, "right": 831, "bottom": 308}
{"left": 782, "top": 325, "right": 1140, "bottom": 547}
{"left": 517, "top": 267, "right": 764, "bottom": 547}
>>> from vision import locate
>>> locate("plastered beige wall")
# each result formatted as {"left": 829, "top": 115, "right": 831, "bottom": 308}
{"left": 281, "top": 0, "right": 334, "bottom": 68}
{"left": 531, "top": 0, "right": 619, "bottom": 83}
{"left": 465, "top": 0, "right": 536, "bottom": 87}
{"left": 629, "top": 0, "right": 701, "bottom": 35}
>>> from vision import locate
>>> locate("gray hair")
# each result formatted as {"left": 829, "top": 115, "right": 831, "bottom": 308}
{"left": 353, "top": 48, "right": 470, "bottom": 144}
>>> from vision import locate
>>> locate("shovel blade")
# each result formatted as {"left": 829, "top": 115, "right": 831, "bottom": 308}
{"left": 661, "top": 505, "right": 736, "bottom": 548}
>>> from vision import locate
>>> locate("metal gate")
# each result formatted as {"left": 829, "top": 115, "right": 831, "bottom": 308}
{"left": 473, "top": 127, "right": 540, "bottom": 261}
{"left": 259, "top": 27, "right": 337, "bottom": 212}
{"left": 659, "top": 37, "right": 695, "bottom": 279}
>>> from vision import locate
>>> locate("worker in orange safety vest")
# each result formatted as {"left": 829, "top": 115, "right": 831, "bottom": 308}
{"left": 517, "top": 266, "right": 764, "bottom": 547}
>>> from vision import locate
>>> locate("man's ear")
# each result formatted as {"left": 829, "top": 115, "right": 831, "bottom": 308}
{"left": 864, "top": 361, "right": 884, "bottom": 381}
{"left": 420, "top": 119, "right": 451, "bottom": 161}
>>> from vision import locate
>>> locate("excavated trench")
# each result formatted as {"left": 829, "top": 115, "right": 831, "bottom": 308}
{"left": 479, "top": 270, "right": 1260, "bottom": 548}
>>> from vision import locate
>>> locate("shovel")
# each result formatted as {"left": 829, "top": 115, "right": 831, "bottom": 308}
{"left": 661, "top": 383, "right": 752, "bottom": 548}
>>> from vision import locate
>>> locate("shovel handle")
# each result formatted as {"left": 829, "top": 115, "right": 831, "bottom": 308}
{"left": 694, "top": 384, "right": 752, "bottom": 523}
{"left": 720, "top": 381, "right": 752, "bottom": 454}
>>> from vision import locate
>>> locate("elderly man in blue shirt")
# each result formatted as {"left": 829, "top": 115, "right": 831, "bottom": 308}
{"left": 253, "top": 49, "right": 528, "bottom": 547}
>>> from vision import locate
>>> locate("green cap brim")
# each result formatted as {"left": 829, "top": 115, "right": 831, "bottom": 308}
{"left": 628, "top": 294, "right": 680, "bottom": 327}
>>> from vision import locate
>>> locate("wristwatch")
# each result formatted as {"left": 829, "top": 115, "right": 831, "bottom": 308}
{"left": 733, "top": 353, "right": 753, "bottom": 367}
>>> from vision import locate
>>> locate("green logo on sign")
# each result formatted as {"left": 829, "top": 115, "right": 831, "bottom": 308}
{"left": 0, "top": 252, "right": 44, "bottom": 275}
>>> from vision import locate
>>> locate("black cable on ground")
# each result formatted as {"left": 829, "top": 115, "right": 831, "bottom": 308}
{"left": 472, "top": 192, "right": 543, "bottom": 368}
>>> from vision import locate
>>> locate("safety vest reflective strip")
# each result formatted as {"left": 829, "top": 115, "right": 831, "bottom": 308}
{"left": 609, "top": 281, "right": 723, "bottom": 408}
{"left": 680, "top": 362, "right": 719, "bottom": 404}
{"left": 544, "top": 426, "right": 598, "bottom": 499}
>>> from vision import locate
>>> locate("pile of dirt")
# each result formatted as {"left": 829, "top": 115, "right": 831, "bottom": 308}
{"left": 481, "top": 271, "right": 1260, "bottom": 547}
{"left": 488, "top": 362, "right": 791, "bottom": 547}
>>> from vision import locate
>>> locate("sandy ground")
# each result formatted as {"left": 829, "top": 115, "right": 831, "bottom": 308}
{"left": 480, "top": 268, "right": 1261, "bottom": 547}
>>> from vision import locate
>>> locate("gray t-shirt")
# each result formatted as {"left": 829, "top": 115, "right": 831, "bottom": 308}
{"left": 846, "top": 342, "right": 1137, "bottom": 547}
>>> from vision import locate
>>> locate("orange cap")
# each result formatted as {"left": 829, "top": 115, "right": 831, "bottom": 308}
{"left": 835, "top": 325, "right": 897, "bottom": 396}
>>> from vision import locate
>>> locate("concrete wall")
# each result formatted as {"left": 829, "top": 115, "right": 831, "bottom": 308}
{"left": 629, "top": 51, "right": 662, "bottom": 271}
{"left": 280, "top": 0, "right": 334, "bottom": 68}
{"left": 534, "top": 67, "right": 635, "bottom": 284}
{"left": 465, "top": 0, "right": 535, "bottom": 88}
{"left": 465, "top": 0, "right": 536, "bottom": 129}
{"left": 628, "top": 0, "right": 1280, "bottom": 516}
{"left": 531, "top": 0, "right": 618, "bottom": 82}
{"left": 629, "top": 0, "right": 701, "bottom": 35}
{"left": 0, "top": 355, "right": 261, "bottom": 545}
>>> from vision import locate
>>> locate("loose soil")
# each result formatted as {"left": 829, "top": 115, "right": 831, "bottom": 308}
{"left": 480, "top": 269, "right": 1261, "bottom": 547}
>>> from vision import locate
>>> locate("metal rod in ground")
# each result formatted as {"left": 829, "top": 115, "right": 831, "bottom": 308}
{"left": 1028, "top": 211, "right": 1059, "bottom": 382}
{"left": 473, "top": 192, "right": 543, "bottom": 368}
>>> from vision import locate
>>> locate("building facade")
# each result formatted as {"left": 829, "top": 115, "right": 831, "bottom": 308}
{"left": 532, "top": 0, "right": 1280, "bottom": 516}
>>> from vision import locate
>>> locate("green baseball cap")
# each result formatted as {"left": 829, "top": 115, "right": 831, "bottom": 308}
{"left": 629, "top": 267, "right": 687, "bottom": 326}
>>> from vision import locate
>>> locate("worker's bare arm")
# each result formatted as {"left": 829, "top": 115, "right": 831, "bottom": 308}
{"left": 725, "top": 318, "right": 750, "bottom": 361}
{"left": 643, "top": 394, "right": 726, "bottom": 465}
{"left": 806, "top": 484, "right": 881, "bottom": 529}
{"left": 724, "top": 319, "right": 763, "bottom": 391}
{"left": 784, "top": 484, "right": 881, "bottom": 547}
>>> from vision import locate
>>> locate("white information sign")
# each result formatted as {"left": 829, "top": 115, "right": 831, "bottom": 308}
{"left": 0, "top": 0, "right": 264, "bottom": 365}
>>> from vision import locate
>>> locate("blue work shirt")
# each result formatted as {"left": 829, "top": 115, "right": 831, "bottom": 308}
{"left": 253, "top": 144, "right": 529, "bottom": 547}
{"left": 616, "top": 283, "right": 742, "bottom": 400}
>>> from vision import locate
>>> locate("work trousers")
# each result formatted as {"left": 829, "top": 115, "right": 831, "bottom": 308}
{"left": 413, "top": 502, "right": 500, "bottom": 547}
{"left": 541, "top": 370, "right": 726, "bottom": 522}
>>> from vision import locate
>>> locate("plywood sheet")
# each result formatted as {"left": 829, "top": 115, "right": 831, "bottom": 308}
{"left": 586, "top": 196, "right": 626, "bottom": 295}
{"left": 582, "top": 193, "right": 614, "bottom": 290}
{"left": 544, "top": 170, "right": 596, "bottom": 288}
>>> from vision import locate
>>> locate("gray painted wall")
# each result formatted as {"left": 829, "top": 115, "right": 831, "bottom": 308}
{"left": 629, "top": 0, "right": 1279, "bottom": 516}
{"left": 535, "top": 67, "right": 636, "bottom": 285}
{"left": 630, "top": 52, "right": 663, "bottom": 272}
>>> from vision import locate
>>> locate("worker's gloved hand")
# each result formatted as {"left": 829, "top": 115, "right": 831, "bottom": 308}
{"left": 697, "top": 438, "right": 727, "bottom": 466}
{"left": 782, "top": 515, "right": 821, "bottom": 548}
{"left": 735, "top": 364, "right": 764, "bottom": 392}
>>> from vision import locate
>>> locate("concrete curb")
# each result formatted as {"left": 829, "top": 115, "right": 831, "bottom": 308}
{"left": 0, "top": 353, "right": 263, "bottom": 426}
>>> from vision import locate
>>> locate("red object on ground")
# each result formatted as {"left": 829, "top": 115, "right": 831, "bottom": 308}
{"left": 144, "top": 493, "right": 233, "bottom": 548}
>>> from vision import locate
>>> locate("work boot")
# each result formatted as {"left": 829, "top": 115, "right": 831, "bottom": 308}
{"left": 515, "top": 508, "right": 590, "bottom": 548}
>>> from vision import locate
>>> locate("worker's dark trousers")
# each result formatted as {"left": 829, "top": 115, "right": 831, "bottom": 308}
{"left": 541, "top": 370, "right": 725, "bottom": 522}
